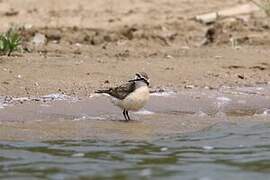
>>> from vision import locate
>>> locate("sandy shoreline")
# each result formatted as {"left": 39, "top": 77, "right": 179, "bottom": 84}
{"left": 0, "top": 0, "right": 270, "bottom": 97}
{"left": 1, "top": 45, "right": 270, "bottom": 97}
{"left": 0, "top": 86, "right": 270, "bottom": 141}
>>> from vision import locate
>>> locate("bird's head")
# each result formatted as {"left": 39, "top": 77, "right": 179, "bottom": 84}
{"left": 129, "top": 72, "right": 150, "bottom": 86}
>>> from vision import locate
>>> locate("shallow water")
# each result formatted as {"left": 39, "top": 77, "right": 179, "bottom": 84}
{"left": 1, "top": 86, "right": 270, "bottom": 140}
{"left": 1, "top": 86, "right": 270, "bottom": 179}
{"left": 1, "top": 122, "right": 270, "bottom": 179}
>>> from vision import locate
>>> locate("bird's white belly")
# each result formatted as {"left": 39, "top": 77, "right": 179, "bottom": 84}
{"left": 112, "top": 86, "right": 149, "bottom": 111}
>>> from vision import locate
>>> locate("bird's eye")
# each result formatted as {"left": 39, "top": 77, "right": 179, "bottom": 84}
{"left": 136, "top": 73, "right": 141, "bottom": 78}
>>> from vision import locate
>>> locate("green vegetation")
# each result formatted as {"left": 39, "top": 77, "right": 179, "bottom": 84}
{"left": 0, "top": 28, "right": 21, "bottom": 56}
{"left": 250, "top": 0, "right": 270, "bottom": 16}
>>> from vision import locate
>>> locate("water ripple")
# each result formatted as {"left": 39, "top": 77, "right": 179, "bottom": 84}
{"left": 0, "top": 122, "right": 270, "bottom": 179}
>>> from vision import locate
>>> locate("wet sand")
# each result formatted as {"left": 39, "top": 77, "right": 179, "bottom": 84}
{"left": 1, "top": 86, "right": 270, "bottom": 141}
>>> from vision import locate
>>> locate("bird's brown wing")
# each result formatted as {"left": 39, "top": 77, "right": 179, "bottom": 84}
{"left": 108, "top": 81, "right": 136, "bottom": 100}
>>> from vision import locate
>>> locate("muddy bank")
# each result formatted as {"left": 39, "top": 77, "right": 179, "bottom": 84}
{"left": 0, "top": 86, "right": 270, "bottom": 141}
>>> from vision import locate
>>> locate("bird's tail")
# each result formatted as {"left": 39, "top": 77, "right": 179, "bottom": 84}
{"left": 95, "top": 89, "right": 111, "bottom": 94}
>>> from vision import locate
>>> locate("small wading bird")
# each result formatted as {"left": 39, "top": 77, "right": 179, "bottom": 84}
{"left": 95, "top": 72, "right": 150, "bottom": 121}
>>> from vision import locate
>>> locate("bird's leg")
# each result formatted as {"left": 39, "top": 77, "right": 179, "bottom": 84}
{"left": 126, "top": 111, "right": 131, "bottom": 121}
{"left": 123, "top": 109, "right": 128, "bottom": 121}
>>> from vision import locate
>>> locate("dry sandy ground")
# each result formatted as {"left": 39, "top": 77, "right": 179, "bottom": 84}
{"left": 0, "top": 0, "right": 269, "bottom": 97}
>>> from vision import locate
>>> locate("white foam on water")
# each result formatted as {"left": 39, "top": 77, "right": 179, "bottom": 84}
{"left": 202, "top": 146, "right": 214, "bottom": 150}
{"left": 12, "top": 97, "right": 29, "bottom": 101}
{"left": 10, "top": 93, "right": 77, "bottom": 103}
{"left": 40, "top": 104, "right": 51, "bottom": 107}
{"left": 256, "top": 87, "right": 264, "bottom": 91}
{"left": 160, "top": 147, "right": 168, "bottom": 151}
{"left": 42, "top": 93, "right": 73, "bottom": 101}
{"left": 42, "top": 93, "right": 65, "bottom": 99}
{"left": 231, "top": 86, "right": 267, "bottom": 95}
{"left": 72, "top": 153, "right": 85, "bottom": 157}
{"left": 73, "top": 115, "right": 106, "bottom": 121}
{"left": 73, "top": 116, "right": 87, "bottom": 121}
{"left": 0, "top": 94, "right": 78, "bottom": 110}
{"left": 216, "top": 96, "right": 232, "bottom": 102}
{"left": 0, "top": 97, "right": 10, "bottom": 109}
{"left": 0, "top": 102, "right": 5, "bottom": 109}
{"left": 254, "top": 109, "right": 270, "bottom": 117}
{"left": 262, "top": 109, "right": 270, "bottom": 116}
{"left": 134, "top": 109, "right": 155, "bottom": 115}
{"left": 150, "top": 91, "right": 176, "bottom": 97}
{"left": 216, "top": 96, "right": 232, "bottom": 110}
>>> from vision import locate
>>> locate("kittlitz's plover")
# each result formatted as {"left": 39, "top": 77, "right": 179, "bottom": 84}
{"left": 95, "top": 72, "right": 150, "bottom": 121}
